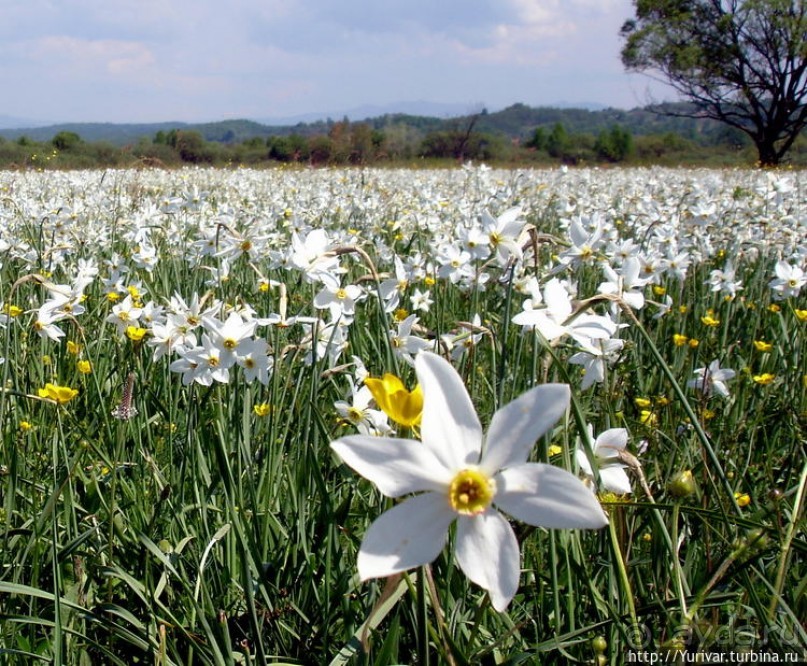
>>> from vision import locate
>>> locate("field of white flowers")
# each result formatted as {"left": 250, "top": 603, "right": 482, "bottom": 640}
{"left": 0, "top": 164, "right": 804, "bottom": 664}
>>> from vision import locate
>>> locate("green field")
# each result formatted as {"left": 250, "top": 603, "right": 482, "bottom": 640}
{"left": 0, "top": 165, "right": 804, "bottom": 664}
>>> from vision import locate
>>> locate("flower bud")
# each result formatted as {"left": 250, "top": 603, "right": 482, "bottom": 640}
{"left": 668, "top": 470, "right": 696, "bottom": 498}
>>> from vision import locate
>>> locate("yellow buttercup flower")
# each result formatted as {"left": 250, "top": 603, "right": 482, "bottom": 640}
{"left": 634, "top": 397, "right": 652, "bottom": 408}
{"left": 768, "top": 303, "right": 780, "bottom": 313}
{"left": 795, "top": 309, "right": 807, "bottom": 322}
{"left": 19, "top": 421, "right": 33, "bottom": 432}
{"left": 3, "top": 304, "right": 23, "bottom": 317}
{"left": 688, "top": 338, "right": 700, "bottom": 349}
{"left": 37, "top": 383, "right": 79, "bottom": 405}
{"left": 253, "top": 403, "right": 272, "bottom": 417}
{"left": 67, "top": 340, "right": 82, "bottom": 355}
{"left": 672, "top": 333, "right": 689, "bottom": 347}
{"left": 107, "top": 291, "right": 121, "bottom": 303}
{"left": 753, "top": 340, "right": 772, "bottom": 352}
{"left": 125, "top": 326, "right": 148, "bottom": 342}
{"left": 639, "top": 410, "right": 657, "bottom": 426}
{"left": 547, "top": 444, "right": 563, "bottom": 457}
{"left": 364, "top": 373, "right": 423, "bottom": 428}
{"left": 701, "top": 315, "right": 720, "bottom": 327}
{"left": 77, "top": 360, "right": 92, "bottom": 375}
{"left": 752, "top": 373, "right": 775, "bottom": 385}
{"left": 734, "top": 492, "right": 751, "bottom": 507}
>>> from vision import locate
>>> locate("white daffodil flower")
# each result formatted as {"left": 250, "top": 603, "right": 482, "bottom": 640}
{"left": 331, "top": 352, "right": 607, "bottom": 612}
{"left": 687, "top": 359, "right": 736, "bottom": 398}
{"left": 576, "top": 427, "right": 632, "bottom": 495}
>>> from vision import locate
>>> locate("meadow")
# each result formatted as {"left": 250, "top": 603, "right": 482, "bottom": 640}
{"left": 0, "top": 164, "right": 804, "bottom": 665}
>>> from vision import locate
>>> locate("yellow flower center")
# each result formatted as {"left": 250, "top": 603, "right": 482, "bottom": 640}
{"left": 448, "top": 468, "right": 496, "bottom": 516}
{"left": 223, "top": 338, "right": 237, "bottom": 350}
{"left": 336, "top": 288, "right": 348, "bottom": 300}
{"left": 346, "top": 406, "right": 364, "bottom": 423}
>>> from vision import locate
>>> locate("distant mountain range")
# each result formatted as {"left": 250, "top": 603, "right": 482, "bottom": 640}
{"left": 0, "top": 101, "right": 728, "bottom": 147}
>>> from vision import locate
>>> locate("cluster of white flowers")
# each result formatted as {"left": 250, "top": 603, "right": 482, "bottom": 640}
{"left": 2, "top": 164, "right": 803, "bottom": 611}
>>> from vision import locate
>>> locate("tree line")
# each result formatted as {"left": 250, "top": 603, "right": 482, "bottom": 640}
{"left": 1, "top": 118, "right": 801, "bottom": 170}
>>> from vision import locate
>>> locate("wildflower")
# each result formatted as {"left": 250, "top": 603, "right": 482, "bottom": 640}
{"left": 678, "top": 305, "right": 688, "bottom": 314}
{"left": 313, "top": 274, "right": 365, "bottom": 321}
{"left": 512, "top": 278, "right": 617, "bottom": 354}
{"left": 364, "top": 373, "right": 423, "bottom": 428}
{"left": 201, "top": 311, "right": 256, "bottom": 364}
{"left": 707, "top": 260, "right": 743, "bottom": 298}
{"left": 236, "top": 338, "right": 274, "bottom": 385}
{"left": 634, "top": 397, "right": 652, "bottom": 409}
{"left": 548, "top": 444, "right": 562, "bottom": 456}
{"left": 77, "top": 360, "right": 92, "bottom": 374}
{"left": 688, "top": 359, "right": 736, "bottom": 398}
{"left": 480, "top": 207, "right": 526, "bottom": 266}
{"left": 768, "top": 261, "right": 806, "bottom": 299}
{"left": 410, "top": 288, "right": 433, "bottom": 313}
{"left": 598, "top": 256, "right": 649, "bottom": 311}
{"left": 2, "top": 304, "right": 22, "bottom": 318}
{"left": 753, "top": 340, "right": 773, "bottom": 352}
{"left": 701, "top": 314, "right": 720, "bottom": 327}
{"left": 330, "top": 353, "right": 607, "bottom": 611}
{"left": 752, "top": 373, "right": 775, "bottom": 385}
{"left": 639, "top": 410, "right": 657, "bottom": 426}
{"left": 734, "top": 492, "right": 751, "bottom": 507}
{"left": 688, "top": 338, "right": 700, "bottom": 349}
{"left": 388, "top": 314, "right": 432, "bottom": 366}
{"left": 795, "top": 309, "right": 807, "bottom": 322}
{"left": 19, "top": 421, "right": 33, "bottom": 432}
{"left": 37, "top": 383, "right": 79, "bottom": 405}
{"left": 253, "top": 403, "right": 272, "bottom": 417}
{"left": 126, "top": 326, "right": 148, "bottom": 342}
{"left": 768, "top": 304, "right": 781, "bottom": 313}
{"left": 32, "top": 306, "right": 66, "bottom": 342}
{"left": 576, "top": 427, "right": 632, "bottom": 495}
{"left": 568, "top": 338, "right": 624, "bottom": 390}
{"left": 67, "top": 340, "right": 82, "bottom": 355}
{"left": 335, "top": 384, "right": 392, "bottom": 437}
{"left": 106, "top": 295, "right": 143, "bottom": 334}
{"left": 673, "top": 333, "right": 689, "bottom": 347}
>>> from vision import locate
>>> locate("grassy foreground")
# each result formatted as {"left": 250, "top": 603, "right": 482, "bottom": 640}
{"left": 0, "top": 165, "right": 804, "bottom": 664}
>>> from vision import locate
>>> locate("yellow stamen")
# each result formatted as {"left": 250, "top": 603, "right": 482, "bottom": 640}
{"left": 448, "top": 468, "right": 496, "bottom": 516}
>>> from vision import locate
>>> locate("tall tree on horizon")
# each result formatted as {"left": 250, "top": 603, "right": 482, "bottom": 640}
{"left": 621, "top": 0, "right": 807, "bottom": 165}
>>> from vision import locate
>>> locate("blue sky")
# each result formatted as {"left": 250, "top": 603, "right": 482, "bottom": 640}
{"left": 0, "top": 0, "right": 678, "bottom": 124}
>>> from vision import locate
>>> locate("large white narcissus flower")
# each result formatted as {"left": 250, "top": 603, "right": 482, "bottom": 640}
{"left": 330, "top": 352, "right": 608, "bottom": 612}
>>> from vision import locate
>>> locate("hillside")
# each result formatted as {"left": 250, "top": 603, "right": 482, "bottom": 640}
{"left": 0, "top": 102, "right": 733, "bottom": 147}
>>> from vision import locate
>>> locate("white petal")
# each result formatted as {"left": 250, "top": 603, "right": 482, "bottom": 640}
{"left": 543, "top": 279, "right": 572, "bottom": 320}
{"left": 455, "top": 511, "right": 520, "bottom": 612}
{"left": 575, "top": 446, "right": 593, "bottom": 476}
{"left": 358, "top": 493, "right": 455, "bottom": 579}
{"left": 600, "top": 467, "right": 633, "bottom": 495}
{"left": 594, "top": 428, "right": 628, "bottom": 460}
{"left": 494, "top": 463, "right": 608, "bottom": 529}
{"left": 331, "top": 436, "right": 451, "bottom": 497}
{"left": 481, "top": 384, "right": 570, "bottom": 474}
{"left": 416, "top": 352, "right": 482, "bottom": 469}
